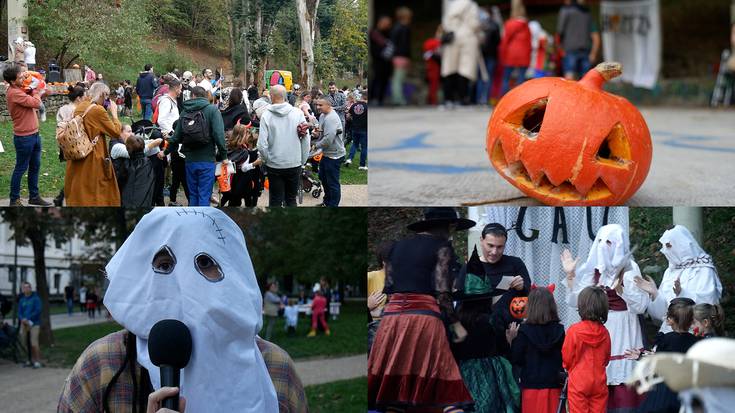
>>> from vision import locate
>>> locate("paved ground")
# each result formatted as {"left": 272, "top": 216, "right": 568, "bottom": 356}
{"left": 369, "top": 106, "right": 735, "bottom": 206}
{"left": 1, "top": 185, "right": 368, "bottom": 207}
{"left": 49, "top": 311, "right": 111, "bottom": 330}
{"left": 0, "top": 353, "right": 366, "bottom": 412}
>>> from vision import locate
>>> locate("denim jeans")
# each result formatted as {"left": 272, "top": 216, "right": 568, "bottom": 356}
{"left": 140, "top": 98, "right": 153, "bottom": 121}
{"left": 319, "top": 156, "right": 343, "bottom": 207}
{"left": 348, "top": 131, "right": 367, "bottom": 167}
{"left": 266, "top": 166, "right": 301, "bottom": 207}
{"left": 501, "top": 66, "right": 528, "bottom": 96}
{"left": 66, "top": 298, "right": 74, "bottom": 316}
{"left": 185, "top": 162, "right": 215, "bottom": 206}
{"left": 10, "top": 133, "right": 41, "bottom": 201}
{"left": 563, "top": 49, "right": 591, "bottom": 79}
{"left": 476, "top": 57, "right": 497, "bottom": 105}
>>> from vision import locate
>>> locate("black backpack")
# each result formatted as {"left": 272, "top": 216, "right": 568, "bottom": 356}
{"left": 180, "top": 109, "right": 210, "bottom": 148}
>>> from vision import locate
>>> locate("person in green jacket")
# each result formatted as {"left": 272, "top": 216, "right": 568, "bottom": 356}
{"left": 165, "top": 86, "right": 228, "bottom": 206}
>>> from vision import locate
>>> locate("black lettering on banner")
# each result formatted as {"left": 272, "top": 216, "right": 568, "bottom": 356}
{"left": 586, "top": 207, "right": 612, "bottom": 240}
{"left": 552, "top": 207, "right": 569, "bottom": 244}
{"left": 515, "top": 207, "right": 540, "bottom": 241}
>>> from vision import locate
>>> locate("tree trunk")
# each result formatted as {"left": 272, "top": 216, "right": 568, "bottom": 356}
{"left": 29, "top": 229, "right": 54, "bottom": 347}
{"left": 226, "top": 1, "right": 237, "bottom": 76}
{"left": 296, "top": 0, "right": 319, "bottom": 90}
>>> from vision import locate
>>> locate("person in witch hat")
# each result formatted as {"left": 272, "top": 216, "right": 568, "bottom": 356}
{"left": 368, "top": 207, "right": 476, "bottom": 412}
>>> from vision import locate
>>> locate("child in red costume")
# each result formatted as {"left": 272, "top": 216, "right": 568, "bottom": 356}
{"left": 562, "top": 286, "right": 611, "bottom": 413}
{"left": 308, "top": 290, "right": 330, "bottom": 337}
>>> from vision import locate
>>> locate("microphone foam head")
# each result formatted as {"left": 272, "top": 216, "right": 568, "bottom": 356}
{"left": 148, "top": 319, "right": 192, "bottom": 368}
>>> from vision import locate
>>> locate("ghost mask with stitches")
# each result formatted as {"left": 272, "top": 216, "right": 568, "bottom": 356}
{"left": 103, "top": 207, "right": 278, "bottom": 412}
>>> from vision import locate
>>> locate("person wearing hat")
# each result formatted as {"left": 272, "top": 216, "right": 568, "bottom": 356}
{"left": 450, "top": 236, "right": 523, "bottom": 412}
{"left": 628, "top": 337, "right": 735, "bottom": 413}
{"left": 368, "top": 207, "right": 475, "bottom": 412}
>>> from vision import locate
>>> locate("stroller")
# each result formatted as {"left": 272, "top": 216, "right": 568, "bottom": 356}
{"left": 0, "top": 296, "right": 25, "bottom": 363}
{"left": 300, "top": 148, "right": 323, "bottom": 203}
{"left": 556, "top": 371, "right": 569, "bottom": 413}
{"left": 131, "top": 119, "right": 164, "bottom": 141}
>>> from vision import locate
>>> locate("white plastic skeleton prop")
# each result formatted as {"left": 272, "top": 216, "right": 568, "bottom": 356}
{"left": 628, "top": 338, "right": 735, "bottom": 413}
{"left": 104, "top": 207, "right": 278, "bottom": 412}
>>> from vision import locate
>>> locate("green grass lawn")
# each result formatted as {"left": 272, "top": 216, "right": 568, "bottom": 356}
{"left": 0, "top": 115, "right": 366, "bottom": 199}
{"left": 260, "top": 301, "right": 366, "bottom": 360}
{"left": 41, "top": 301, "right": 365, "bottom": 369}
{"left": 42, "top": 321, "right": 124, "bottom": 368}
{"left": 306, "top": 377, "right": 367, "bottom": 413}
{"left": 0, "top": 119, "right": 65, "bottom": 199}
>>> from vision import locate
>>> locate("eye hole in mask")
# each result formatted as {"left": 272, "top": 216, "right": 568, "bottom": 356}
{"left": 195, "top": 253, "right": 224, "bottom": 282}
{"left": 152, "top": 246, "right": 176, "bottom": 274}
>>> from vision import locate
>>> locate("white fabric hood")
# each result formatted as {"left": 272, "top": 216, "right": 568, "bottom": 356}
{"left": 659, "top": 225, "right": 714, "bottom": 270}
{"left": 577, "top": 224, "right": 633, "bottom": 285}
{"left": 104, "top": 207, "right": 278, "bottom": 412}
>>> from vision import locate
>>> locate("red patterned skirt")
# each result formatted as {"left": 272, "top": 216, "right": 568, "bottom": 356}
{"left": 368, "top": 293, "right": 474, "bottom": 411}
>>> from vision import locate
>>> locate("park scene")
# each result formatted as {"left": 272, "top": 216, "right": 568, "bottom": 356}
{"left": 0, "top": 207, "right": 368, "bottom": 412}
{"left": 368, "top": 0, "right": 735, "bottom": 206}
{"left": 0, "top": 0, "right": 368, "bottom": 207}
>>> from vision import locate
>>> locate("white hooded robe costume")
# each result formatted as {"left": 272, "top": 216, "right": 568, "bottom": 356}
{"left": 567, "top": 224, "right": 650, "bottom": 386}
{"left": 104, "top": 207, "right": 279, "bottom": 412}
{"left": 646, "top": 225, "right": 722, "bottom": 334}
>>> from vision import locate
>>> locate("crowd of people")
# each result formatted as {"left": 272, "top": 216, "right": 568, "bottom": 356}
{"left": 367, "top": 208, "right": 726, "bottom": 413}
{"left": 4, "top": 61, "right": 368, "bottom": 207}
{"left": 370, "top": 0, "right": 599, "bottom": 107}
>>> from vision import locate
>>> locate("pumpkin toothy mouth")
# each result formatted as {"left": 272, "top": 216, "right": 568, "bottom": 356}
{"left": 491, "top": 140, "right": 614, "bottom": 201}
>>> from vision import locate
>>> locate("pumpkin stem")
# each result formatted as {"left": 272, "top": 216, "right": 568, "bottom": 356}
{"left": 579, "top": 62, "right": 623, "bottom": 90}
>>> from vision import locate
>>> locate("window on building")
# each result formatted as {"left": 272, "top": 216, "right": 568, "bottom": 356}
{"left": 54, "top": 273, "right": 61, "bottom": 291}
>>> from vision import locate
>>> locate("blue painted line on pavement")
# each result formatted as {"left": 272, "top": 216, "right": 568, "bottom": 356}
{"left": 371, "top": 132, "right": 435, "bottom": 152}
{"left": 371, "top": 161, "right": 486, "bottom": 174}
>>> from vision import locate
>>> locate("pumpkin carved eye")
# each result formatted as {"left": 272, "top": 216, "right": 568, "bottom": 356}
{"left": 504, "top": 97, "right": 548, "bottom": 140}
{"left": 595, "top": 123, "right": 631, "bottom": 167}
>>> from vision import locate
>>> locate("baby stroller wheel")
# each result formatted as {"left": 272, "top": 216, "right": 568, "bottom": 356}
{"left": 302, "top": 180, "right": 313, "bottom": 192}
{"left": 312, "top": 188, "right": 322, "bottom": 198}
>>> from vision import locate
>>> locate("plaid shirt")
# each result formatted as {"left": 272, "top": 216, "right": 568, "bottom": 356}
{"left": 57, "top": 330, "right": 308, "bottom": 412}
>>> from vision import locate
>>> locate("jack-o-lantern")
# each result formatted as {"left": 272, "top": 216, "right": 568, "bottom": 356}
{"left": 486, "top": 62, "right": 652, "bottom": 205}
{"left": 509, "top": 296, "right": 528, "bottom": 320}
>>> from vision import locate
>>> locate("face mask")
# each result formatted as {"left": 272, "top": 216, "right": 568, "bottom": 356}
{"left": 104, "top": 208, "right": 278, "bottom": 412}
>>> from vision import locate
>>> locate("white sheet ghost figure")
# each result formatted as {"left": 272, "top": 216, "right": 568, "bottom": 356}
{"left": 647, "top": 225, "right": 722, "bottom": 334}
{"left": 567, "top": 224, "right": 650, "bottom": 386}
{"left": 103, "top": 207, "right": 278, "bottom": 412}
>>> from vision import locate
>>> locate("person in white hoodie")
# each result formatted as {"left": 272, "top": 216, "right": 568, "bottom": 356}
{"left": 257, "top": 85, "right": 310, "bottom": 207}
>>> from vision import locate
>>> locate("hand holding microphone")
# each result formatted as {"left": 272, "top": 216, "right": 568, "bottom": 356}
{"left": 148, "top": 319, "right": 192, "bottom": 412}
{"left": 146, "top": 387, "right": 186, "bottom": 413}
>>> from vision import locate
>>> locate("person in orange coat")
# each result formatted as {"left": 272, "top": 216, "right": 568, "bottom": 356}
{"left": 64, "top": 82, "right": 122, "bottom": 206}
{"left": 562, "top": 286, "right": 611, "bottom": 413}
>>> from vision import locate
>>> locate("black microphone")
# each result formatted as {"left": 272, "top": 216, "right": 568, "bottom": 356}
{"left": 148, "top": 319, "right": 192, "bottom": 411}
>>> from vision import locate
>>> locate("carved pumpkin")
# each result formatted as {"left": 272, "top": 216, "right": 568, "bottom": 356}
{"left": 509, "top": 296, "right": 528, "bottom": 320}
{"left": 486, "top": 62, "right": 652, "bottom": 205}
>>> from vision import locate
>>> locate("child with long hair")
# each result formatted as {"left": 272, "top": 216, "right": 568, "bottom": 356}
{"left": 693, "top": 303, "right": 725, "bottom": 338}
{"left": 221, "top": 123, "right": 263, "bottom": 207}
{"left": 562, "top": 286, "right": 611, "bottom": 413}
{"left": 626, "top": 298, "right": 698, "bottom": 413}
{"left": 508, "top": 285, "right": 565, "bottom": 413}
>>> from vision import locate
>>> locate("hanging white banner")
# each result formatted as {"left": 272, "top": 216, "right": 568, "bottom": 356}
{"left": 600, "top": 0, "right": 661, "bottom": 89}
{"left": 467, "top": 206, "right": 629, "bottom": 327}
